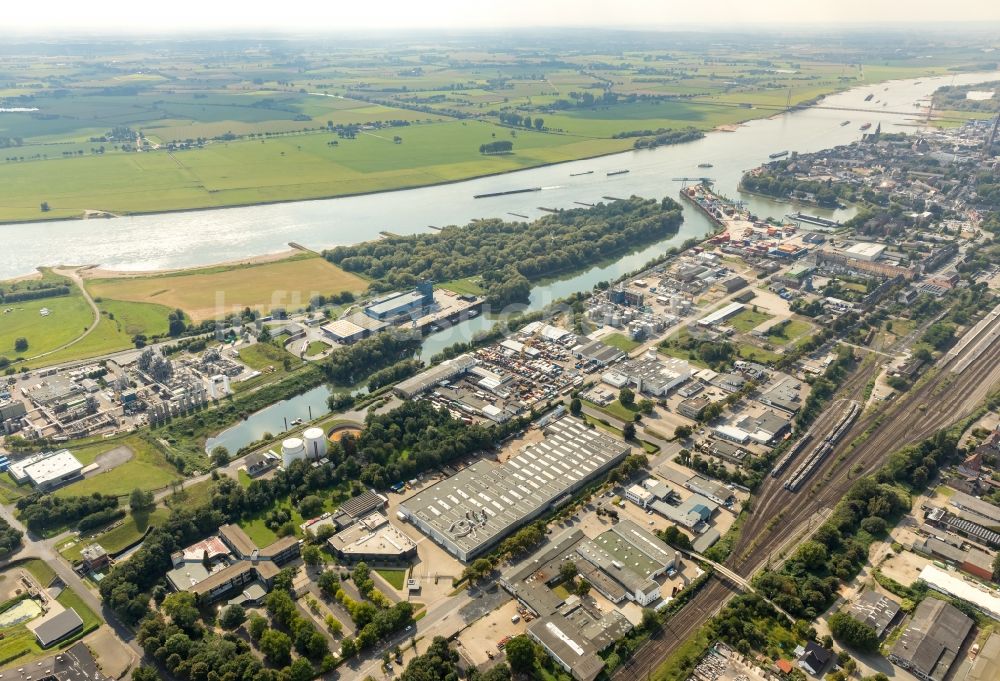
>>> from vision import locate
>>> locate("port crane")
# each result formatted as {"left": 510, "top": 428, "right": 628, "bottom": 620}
{"left": 672, "top": 177, "right": 714, "bottom": 187}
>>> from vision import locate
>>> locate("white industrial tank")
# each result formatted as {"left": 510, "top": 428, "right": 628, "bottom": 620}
{"left": 281, "top": 437, "right": 306, "bottom": 467}
{"left": 303, "top": 427, "right": 328, "bottom": 459}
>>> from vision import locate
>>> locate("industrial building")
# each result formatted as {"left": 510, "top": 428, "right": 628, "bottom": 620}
{"left": 364, "top": 282, "right": 434, "bottom": 321}
{"left": 28, "top": 608, "right": 84, "bottom": 648}
{"left": 848, "top": 590, "right": 901, "bottom": 639}
{"left": 889, "top": 597, "right": 974, "bottom": 681}
{"left": 697, "top": 302, "right": 744, "bottom": 327}
{"left": 327, "top": 512, "right": 417, "bottom": 564}
{"left": 320, "top": 313, "right": 388, "bottom": 344}
{"left": 528, "top": 614, "right": 605, "bottom": 681}
{"left": 8, "top": 449, "right": 83, "bottom": 490}
{"left": 917, "top": 565, "right": 1000, "bottom": 621}
{"left": 398, "top": 417, "right": 629, "bottom": 561}
{"left": 602, "top": 353, "right": 693, "bottom": 397}
{"left": 393, "top": 354, "right": 477, "bottom": 399}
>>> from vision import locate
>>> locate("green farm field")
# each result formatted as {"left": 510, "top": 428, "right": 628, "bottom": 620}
{"left": 0, "top": 120, "right": 629, "bottom": 222}
{"left": 86, "top": 253, "right": 367, "bottom": 321}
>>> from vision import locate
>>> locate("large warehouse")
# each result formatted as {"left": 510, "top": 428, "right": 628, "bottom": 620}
{"left": 398, "top": 417, "right": 630, "bottom": 561}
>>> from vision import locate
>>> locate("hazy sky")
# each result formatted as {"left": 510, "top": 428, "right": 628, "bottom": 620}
{"left": 9, "top": 0, "right": 1000, "bottom": 32}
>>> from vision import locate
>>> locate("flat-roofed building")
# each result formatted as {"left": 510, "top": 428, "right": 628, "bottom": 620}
{"left": 399, "top": 417, "right": 629, "bottom": 561}
{"left": 577, "top": 520, "right": 674, "bottom": 606}
{"left": 625, "top": 484, "right": 654, "bottom": 509}
{"left": 28, "top": 608, "right": 84, "bottom": 648}
{"left": 11, "top": 450, "right": 83, "bottom": 490}
{"left": 528, "top": 614, "right": 605, "bottom": 681}
{"left": 698, "top": 302, "right": 744, "bottom": 327}
{"left": 320, "top": 316, "right": 384, "bottom": 344}
{"left": 849, "top": 590, "right": 901, "bottom": 639}
{"left": 327, "top": 512, "right": 417, "bottom": 564}
{"left": 917, "top": 564, "right": 1000, "bottom": 621}
{"left": 606, "top": 353, "right": 693, "bottom": 397}
{"left": 364, "top": 285, "right": 433, "bottom": 321}
{"left": 393, "top": 353, "right": 477, "bottom": 399}
{"left": 678, "top": 396, "right": 711, "bottom": 420}
{"left": 685, "top": 475, "right": 734, "bottom": 506}
{"left": 889, "top": 597, "right": 973, "bottom": 681}
{"left": 967, "top": 632, "right": 1000, "bottom": 681}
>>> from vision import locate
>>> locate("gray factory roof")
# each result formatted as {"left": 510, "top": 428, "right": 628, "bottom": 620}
{"left": 948, "top": 491, "right": 1000, "bottom": 525}
{"left": 849, "top": 590, "right": 901, "bottom": 638}
{"left": 29, "top": 608, "right": 84, "bottom": 648}
{"left": 890, "top": 599, "right": 972, "bottom": 681}
{"left": 528, "top": 614, "right": 604, "bottom": 681}
{"left": 366, "top": 290, "right": 427, "bottom": 317}
{"left": 967, "top": 632, "right": 1000, "bottom": 681}
{"left": 400, "top": 417, "right": 628, "bottom": 559}
{"left": 574, "top": 339, "right": 625, "bottom": 365}
{"left": 394, "top": 354, "right": 477, "bottom": 398}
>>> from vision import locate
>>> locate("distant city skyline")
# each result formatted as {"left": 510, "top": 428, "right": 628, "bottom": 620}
{"left": 9, "top": 0, "right": 1000, "bottom": 33}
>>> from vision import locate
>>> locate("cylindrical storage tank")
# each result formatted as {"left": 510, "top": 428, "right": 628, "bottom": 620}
{"left": 303, "top": 427, "right": 328, "bottom": 459}
{"left": 281, "top": 437, "right": 306, "bottom": 467}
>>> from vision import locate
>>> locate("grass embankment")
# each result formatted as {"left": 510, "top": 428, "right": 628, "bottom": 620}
{"left": 438, "top": 277, "right": 486, "bottom": 296}
{"left": 59, "top": 507, "right": 170, "bottom": 562}
{"left": 86, "top": 253, "right": 366, "bottom": 322}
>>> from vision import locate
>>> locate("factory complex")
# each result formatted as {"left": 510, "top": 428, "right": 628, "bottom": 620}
{"left": 398, "top": 416, "right": 630, "bottom": 561}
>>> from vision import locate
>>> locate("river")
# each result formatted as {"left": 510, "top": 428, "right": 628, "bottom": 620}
{"left": 13, "top": 71, "right": 999, "bottom": 454}
{"left": 4, "top": 70, "right": 998, "bottom": 284}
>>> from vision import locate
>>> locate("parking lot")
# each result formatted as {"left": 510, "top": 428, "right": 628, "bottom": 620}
{"left": 0, "top": 643, "right": 103, "bottom": 681}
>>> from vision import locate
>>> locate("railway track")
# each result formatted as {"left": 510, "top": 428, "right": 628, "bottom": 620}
{"left": 616, "top": 322, "right": 1000, "bottom": 680}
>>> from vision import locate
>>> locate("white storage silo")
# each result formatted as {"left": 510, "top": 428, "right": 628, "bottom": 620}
{"left": 303, "top": 427, "right": 327, "bottom": 459}
{"left": 281, "top": 437, "right": 306, "bottom": 467}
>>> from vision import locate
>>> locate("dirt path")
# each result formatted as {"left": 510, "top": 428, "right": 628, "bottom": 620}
{"left": 24, "top": 267, "right": 101, "bottom": 362}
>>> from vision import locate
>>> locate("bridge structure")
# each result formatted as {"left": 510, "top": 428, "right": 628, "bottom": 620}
{"left": 682, "top": 549, "right": 795, "bottom": 622}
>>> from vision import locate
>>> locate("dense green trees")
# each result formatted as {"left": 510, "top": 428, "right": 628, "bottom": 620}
{"left": 17, "top": 492, "right": 120, "bottom": 535}
{"left": 325, "top": 197, "right": 683, "bottom": 308}
{"left": 504, "top": 635, "right": 537, "bottom": 674}
{"left": 0, "top": 518, "right": 23, "bottom": 559}
{"left": 828, "top": 611, "right": 879, "bottom": 652}
{"left": 479, "top": 140, "right": 513, "bottom": 154}
{"left": 321, "top": 332, "right": 422, "bottom": 386}
{"left": 367, "top": 358, "right": 423, "bottom": 391}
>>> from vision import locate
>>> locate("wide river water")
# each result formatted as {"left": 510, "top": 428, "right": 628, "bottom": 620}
{"left": 4, "top": 70, "right": 998, "bottom": 285}
{"left": 149, "top": 69, "right": 998, "bottom": 453}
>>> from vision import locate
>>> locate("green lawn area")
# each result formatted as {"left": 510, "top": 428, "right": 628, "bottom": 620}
{"left": 59, "top": 507, "right": 170, "bottom": 562}
{"left": 0, "top": 292, "right": 93, "bottom": 360}
{"left": 438, "top": 277, "right": 485, "bottom": 296}
{"left": 374, "top": 568, "right": 407, "bottom": 590}
{"left": 602, "top": 333, "right": 641, "bottom": 353}
{"left": 738, "top": 343, "right": 783, "bottom": 364}
{"left": 726, "top": 308, "right": 773, "bottom": 333}
{"left": 304, "top": 340, "right": 331, "bottom": 356}
{"left": 57, "top": 435, "right": 180, "bottom": 498}
{"left": 165, "top": 479, "right": 217, "bottom": 510}
{"left": 586, "top": 398, "right": 640, "bottom": 423}
{"left": 0, "top": 476, "right": 27, "bottom": 504}
{"left": 765, "top": 319, "right": 813, "bottom": 346}
{"left": 239, "top": 485, "right": 353, "bottom": 546}
{"left": 234, "top": 341, "right": 306, "bottom": 392}
{"left": 21, "top": 559, "right": 56, "bottom": 586}
{"left": 887, "top": 318, "right": 916, "bottom": 338}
